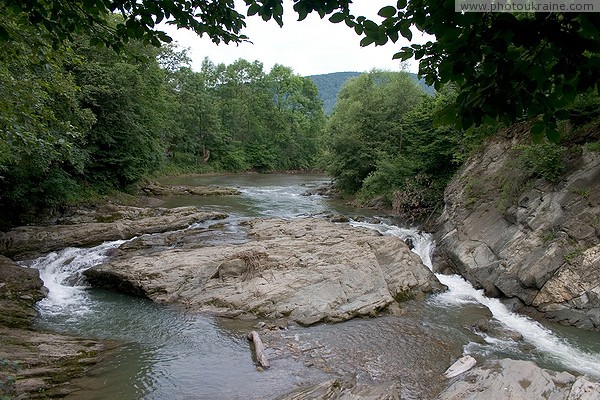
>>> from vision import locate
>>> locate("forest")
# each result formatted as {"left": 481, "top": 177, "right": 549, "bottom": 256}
{"left": 1, "top": 1, "right": 600, "bottom": 227}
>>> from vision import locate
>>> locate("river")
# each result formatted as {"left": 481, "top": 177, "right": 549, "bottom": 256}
{"left": 26, "top": 173, "right": 600, "bottom": 399}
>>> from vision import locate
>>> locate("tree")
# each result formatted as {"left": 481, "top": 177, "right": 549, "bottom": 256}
{"left": 73, "top": 38, "right": 170, "bottom": 188}
{"left": 4, "top": 1, "right": 597, "bottom": 138}
{"left": 249, "top": 1, "right": 600, "bottom": 140}
{"left": 323, "top": 70, "right": 424, "bottom": 193}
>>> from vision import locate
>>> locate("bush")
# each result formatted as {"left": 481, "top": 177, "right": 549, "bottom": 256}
{"left": 516, "top": 141, "right": 565, "bottom": 182}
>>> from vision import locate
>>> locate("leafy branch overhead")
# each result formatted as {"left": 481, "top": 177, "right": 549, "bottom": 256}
{"left": 245, "top": 0, "right": 600, "bottom": 141}
{"left": 2, "top": 0, "right": 600, "bottom": 140}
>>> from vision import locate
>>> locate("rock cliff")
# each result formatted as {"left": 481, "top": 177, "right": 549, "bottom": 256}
{"left": 435, "top": 123, "right": 600, "bottom": 330}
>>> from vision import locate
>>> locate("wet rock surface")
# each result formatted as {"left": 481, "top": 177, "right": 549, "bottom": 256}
{"left": 85, "top": 217, "right": 444, "bottom": 325}
{"left": 0, "top": 205, "right": 227, "bottom": 259}
{"left": 437, "top": 358, "right": 600, "bottom": 400}
{"left": 0, "top": 257, "right": 110, "bottom": 399}
{"left": 435, "top": 124, "right": 600, "bottom": 330}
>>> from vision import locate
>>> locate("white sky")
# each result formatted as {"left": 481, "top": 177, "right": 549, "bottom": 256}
{"left": 160, "top": 0, "right": 429, "bottom": 76}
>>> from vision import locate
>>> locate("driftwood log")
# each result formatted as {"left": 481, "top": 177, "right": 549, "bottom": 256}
{"left": 247, "top": 330, "right": 270, "bottom": 369}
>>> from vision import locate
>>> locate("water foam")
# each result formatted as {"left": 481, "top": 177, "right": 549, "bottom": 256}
{"left": 351, "top": 220, "right": 600, "bottom": 378}
{"left": 24, "top": 240, "right": 126, "bottom": 317}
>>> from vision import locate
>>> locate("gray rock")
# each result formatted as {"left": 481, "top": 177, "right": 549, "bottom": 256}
{"left": 435, "top": 125, "right": 600, "bottom": 330}
{"left": 0, "top": 206, "right": 227, "bottom": 259}
{"left": 437, "top": 358, "right": 586, "bottom": 400}
{"left": 85, "top": 218, "right": 443, "bottom": 325}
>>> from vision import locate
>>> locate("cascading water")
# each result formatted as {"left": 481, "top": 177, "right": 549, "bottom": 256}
{"left": 21, "top": 174, "right": 600, "bottom": 398}
{"left": 350, "top": 220, "right": 600, "bottom": 379}
{"left": 27, "top": 240, "right": 126, "bottom": 321}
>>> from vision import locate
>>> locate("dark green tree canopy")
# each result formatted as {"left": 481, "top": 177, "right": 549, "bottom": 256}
{"left": 2, "top": 0, "right": 599, "bottom": 138}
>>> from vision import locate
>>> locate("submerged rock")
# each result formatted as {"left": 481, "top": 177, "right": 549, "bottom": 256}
{"left": 85, "top": 218, "right": 443, "bottom": 325}
{"left": 0, "top": 206, "right": 227, "bottom": 259}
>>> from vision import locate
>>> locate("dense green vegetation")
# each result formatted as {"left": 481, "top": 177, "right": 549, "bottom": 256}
{"left": 320, "top": 71, "right": 493, "bottom": 221}
{"left": 0, "top": 12, "right": 324, "bottom": 224}
{"left": 2, "top": 1, "right": 599, "bottom": 227}
{"left": 309, "top": 71, "right": 434, "bottom": 115}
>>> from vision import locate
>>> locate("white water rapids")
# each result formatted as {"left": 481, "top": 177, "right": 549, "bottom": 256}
{"left": 28, "top": 218, "right": 600, "bottom": 381}
{"left": 351, "top": 220, "right": 600, "bottom": 379}
{"left": 20, "top": 174, "right": 600, "bottom": 398}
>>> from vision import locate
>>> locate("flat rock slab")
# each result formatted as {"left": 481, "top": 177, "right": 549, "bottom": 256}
{"left": 141, "top": 182, "right": 241, "bottom": 196}
{"left": 437, "top": 358, "right": 600, "bottom": 400}
{"left": 85, "top": 218, "right": 443, "bottom": 325}
{"left": 0, "top": 206, "right": 227, "bottom": 259}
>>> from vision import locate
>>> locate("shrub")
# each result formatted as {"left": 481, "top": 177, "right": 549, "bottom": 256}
{"left": 516, "top": 142, "right": 565, "bottom": 182}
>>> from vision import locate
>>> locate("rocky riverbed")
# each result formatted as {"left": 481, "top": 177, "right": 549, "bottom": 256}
{"left": 435, "top": 123, "right": 600, "bottom": 331}
{"left": 1, "top": 194, "right": 600, "bottom": 398}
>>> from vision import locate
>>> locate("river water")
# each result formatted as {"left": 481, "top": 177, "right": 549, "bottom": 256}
{"left": 26, "top": 173, "right": 600, "bottom": 399}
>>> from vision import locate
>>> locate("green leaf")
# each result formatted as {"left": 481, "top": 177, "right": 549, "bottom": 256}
{"left": 392, "top": 48, "right": 413, "bottom": 61}
{"left": 0, "top": 25, "right": 10, "bottom": 41}
{"left": 363, "top": 20, "right": 379, "bottom": 33}
{"left": 329, "top": 12, "right": 345, "bottom": 23}
{"left": 530, "top": 122, "right": 545, "bottom": 143}
{"left": 360, "top": 36, "right": 375, "bottom": 47}
{"left": 397, "top": 0, "right": 408, "bottom": 9}
{"left": 400, "top": 27, "right": 412, "bottom": 41}
{"left": 546, "top": 126, "right": 560, "bottom": 143}
{"left": 247, "top": 3, "right": 261, "bottom": 16}
{"left": 378, "top": 6, "right": 397, "bottom": 18}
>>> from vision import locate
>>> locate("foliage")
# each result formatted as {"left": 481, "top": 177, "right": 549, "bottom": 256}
{"left": 322, "top": 74, "right": 491, "bottom": 219}
{"left": 0, "top": 0, "right": 248, "bottom": 50}
{"left": 323, "top": 70, "right": 424, "bottom": 193}
{"left": 3, "top": 0, "right": 598, "bottom": 141}
{"left": 515, "top": 142, "right": 565, "bottom": 183}
{"left": 586, "top": 142, "right": 600, "bottom": 153}
{"left": 244, "top": 1, "right": 600, "bottom": 141}
{"left": 73, "top": 38, "right": 168, "bottom": 188}
{"left": 309, "top": 71, "right": 434, "bottom": 115}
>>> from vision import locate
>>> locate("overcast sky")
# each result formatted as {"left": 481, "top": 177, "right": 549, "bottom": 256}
{"left": 160, "top": 1, "right": 428, "bottom": 77}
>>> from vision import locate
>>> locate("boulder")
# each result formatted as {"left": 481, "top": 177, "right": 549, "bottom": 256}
{"left": 0, "top": 257, "right": 47, "bottom": 328}
{"left": 437, "top": 358, "right": 599, "bottom": 400}
{"left": 435, "top": 123, "right": 600, "bottom": 330}
{"left": 0, "top": 206, "right": 227, "bottom": 259}
{"left": 85, "top": 218, "right": 443, "bottom": 325}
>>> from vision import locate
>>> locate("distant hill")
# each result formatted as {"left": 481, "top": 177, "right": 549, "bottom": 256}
{"left": 307, "top": 71, "right": 435, "bottom": 115}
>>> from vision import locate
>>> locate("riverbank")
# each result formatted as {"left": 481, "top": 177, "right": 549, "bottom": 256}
{"left": 0, "top": 257, "right": 112, "bottom": 398}
{"left": 1, "top": 173, "right": 599, "bottom": 398}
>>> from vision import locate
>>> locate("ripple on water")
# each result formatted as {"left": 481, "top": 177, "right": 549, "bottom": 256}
{"left": 264, "top": 309, "right": 466, "bottom": 400}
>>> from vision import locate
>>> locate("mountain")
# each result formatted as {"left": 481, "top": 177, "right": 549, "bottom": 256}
{"left": 307, "top": 71, "right": 435, "bottom": 115}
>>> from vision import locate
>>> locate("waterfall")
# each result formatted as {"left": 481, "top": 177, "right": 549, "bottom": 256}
{"left": 24, "top": 240, "right": 126, "bottom": 319}
{"left": 350, "top": 220, "right": 600, "bottom": 378}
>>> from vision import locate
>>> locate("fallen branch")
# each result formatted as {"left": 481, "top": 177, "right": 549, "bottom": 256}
{"left": 247, "top": 330, "right": 270, "bottom": 369}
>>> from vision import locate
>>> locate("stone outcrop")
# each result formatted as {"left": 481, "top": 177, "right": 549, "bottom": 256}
{"left": 0, "top": 206, "right": 227, "bottom": 259}
{"left": 435, "top": 123, "right": 600, "bottom": 330}
{"left": 437, "top": 358, "right": 600, "bottom": 400}
{"left": 0, "top": 256, "right": 47, "bottom": 328}
{"left": 0, "top": 257, "right": 109, "bottom": 399}
{"left": 85, "top": 218, "right": 443, "bottom": 325}
{"left": 141, "top": 182, "right": 241, "bottom": 196}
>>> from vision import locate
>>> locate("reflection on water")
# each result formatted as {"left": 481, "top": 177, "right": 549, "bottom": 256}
{"left": 157, "top": 173, "right": 381, "bottom": 220}
{"left": 29, "top": 173, "right": 600, "bottom": 399}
